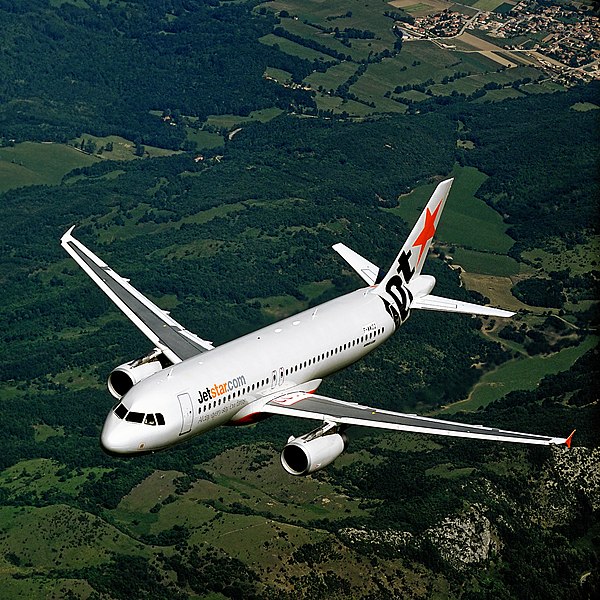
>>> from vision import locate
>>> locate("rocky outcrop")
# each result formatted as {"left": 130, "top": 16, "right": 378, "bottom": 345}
{"left": 338, "top": 527, "right": 414, "bottom": 551}
{"left": 529, "top": 446, "right": 600, "bottom": 526}
{"left": 425, "top": 504, "right": 500, "bottom": 570}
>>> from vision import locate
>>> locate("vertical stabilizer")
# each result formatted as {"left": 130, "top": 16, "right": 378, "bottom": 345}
{"left": 373, "top": 178, "right": 453, "bottom": 325}
{"left": 391, "top": 178, "right": 453, "bottom": 282}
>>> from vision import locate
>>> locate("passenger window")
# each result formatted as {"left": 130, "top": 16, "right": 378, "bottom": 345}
{"left": 144, "top": 414, "right": 156, "bottom": 426}
{"left": 156, "top": 413, "right": 165, "bottom": 425}
{"left": 125, "top": 411, "right": 144, "bottom": 423}
{"left": 114, "top": 403, "right": 127, "bottom": 419}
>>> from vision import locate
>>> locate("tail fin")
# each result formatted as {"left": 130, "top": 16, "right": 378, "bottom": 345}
{"left": 376, "top": 178, "right": 453, "bottom": 289}
{"left": 373, "top": 179, "right": 452, "bottom": 326}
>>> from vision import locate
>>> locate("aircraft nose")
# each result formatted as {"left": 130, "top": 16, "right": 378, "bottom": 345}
{"left": 100, "top": 412, "right": 130, "bottom": 456}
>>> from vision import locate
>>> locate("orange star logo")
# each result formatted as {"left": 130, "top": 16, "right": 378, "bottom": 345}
{"left": 412, "top": 199, "right": 443, "bottom": 264}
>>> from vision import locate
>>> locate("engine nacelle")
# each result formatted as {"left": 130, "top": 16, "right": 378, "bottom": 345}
{"left": 107, "top": 349, "right": 171, "bottom": 399}
{"left": 281, "top": 431, "right": 348, "bottom": 476}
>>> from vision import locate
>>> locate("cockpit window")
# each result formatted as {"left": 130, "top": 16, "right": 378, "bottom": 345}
{"left": 114, "top": 403, "right": 128, "bottom": 419}
{"left": 118, "top": 409, "right": 165, "bottom": 425}
{"left": 125, "top": 411, "right": 144, "bottom": 423}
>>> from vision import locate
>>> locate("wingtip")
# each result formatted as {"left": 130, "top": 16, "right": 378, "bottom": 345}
{"left": 565, "top": 429, "right": 576, "bottom": 449}
{"left": 61, "top": 225, "right": 76, "bottom": 243}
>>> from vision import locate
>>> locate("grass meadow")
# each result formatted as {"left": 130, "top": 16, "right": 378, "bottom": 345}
{"left": 440, "top": 335, "right": 598, "bottom": 413}
{"left": 0, "top": 142, "right": 99, "bottom": 192}
{"left": 387, "top": 164, "right": 514, "bottom": 256}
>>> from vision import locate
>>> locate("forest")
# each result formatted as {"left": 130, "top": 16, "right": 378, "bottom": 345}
{"left": 0, "top": 1, "right": 598, "bottom": 598}
{"left": 0, "top": 0, "right": 314, "bottom": 146}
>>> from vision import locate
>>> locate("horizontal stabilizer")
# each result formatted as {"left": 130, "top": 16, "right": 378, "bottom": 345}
{"left": 332, "top": 243, "right": 381, "bottom": 286}
{"left": 411, "top": 294, "right": 514, "bottom": 318}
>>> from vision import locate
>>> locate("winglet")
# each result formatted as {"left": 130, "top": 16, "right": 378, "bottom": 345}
{"left": 61, "top": 225, "right": 76, "bottom": 243}
{"left": 565, "top": 429, "right": 576, "bottom": 449}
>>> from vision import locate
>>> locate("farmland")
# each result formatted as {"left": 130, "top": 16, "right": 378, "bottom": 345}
{"left": 0, "top": 143, "right": 99, "bottom": 192}
{"left": 257, "top": 0, "right": 555, "bottom": 116}
{"left": 0, "top": 1, "right": 597, "bottom": 598}
{"left": 440, "top": 336, "right": 598, "bottom": 414}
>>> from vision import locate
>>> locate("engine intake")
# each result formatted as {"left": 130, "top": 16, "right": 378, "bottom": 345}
{"left": 281, "top": 429, "right": 348, "bottom": 476}
{"left": 107, "top": 349, "right": 171, "bottom": 399}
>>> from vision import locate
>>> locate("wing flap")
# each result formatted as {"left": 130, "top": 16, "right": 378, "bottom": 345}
{"left": 263, "top": 391, "right": 568, "bottom": 446}
{"left": 61, "top": 227, "right": 213, "bottom": 363}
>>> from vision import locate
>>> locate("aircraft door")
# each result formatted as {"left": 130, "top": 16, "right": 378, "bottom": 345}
{"left": 271, "top": 370, "right": 277, "bottom": 389}
{"left": 177, "top": 393, "right": 194, "bottom": 435}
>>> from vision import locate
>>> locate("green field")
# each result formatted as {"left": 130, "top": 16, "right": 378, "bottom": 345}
{"left": 472, "top": 0, "right": 505, "bottom": 10}
{"left": 473, "top": 87, "right": 526, "bottom": 102}
{"left": 259, "top": 33, "right": 334, "bottom": 61}
{"left": 461, "top": 272, "right": 533, "bottom": 312}
{"left": 387, "top": 164, "right": 514, "bottom": 255}
{"left": 430, "top": 66, "right": 542, "bottom": 98}
{"left": 440, "top": 336, "right": 598, "bottom": 413}
{"left": 282, "top": 18, "right": 366, "bottom": 58}
{"left": 71, "top": 133, "right": 181, "bottom": 160}
{"left": 305, "top": 61, "right": 358, "bottom": 91}
{"left": 523, "top": 80, "right": 565, "bottom": 94}
{"left": 259, "top": 0, "right": 397, "bottom": 45}
{"left": 264, "top": 66, "right": 293, "bottom": 83}
{"left": 452, "top": 247, "right": 520, "bottom": 277}
{"left": 571, "top": 101, "right": 599, "bottom": 112}
{"left": 185, "top": 128, "right": 224, "bottom": 149}
{"left": 313, "top": 93, "right": 380, "bottom": 115}
{"left": 0, "top": 142, "right": 99, "bottom": 192}
{"left": 205, "top": 107, "right": 283, "bottom": 130}
{"left": 348, "top": 44, "right": 503, "bottom": 108}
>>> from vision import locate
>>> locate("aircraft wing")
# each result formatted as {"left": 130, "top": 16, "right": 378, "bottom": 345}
{"left": 61, "top": 227, "right": 213, "bottom": 364}
{"left": 262, "top": 390, "right": 572, "bottom": 447}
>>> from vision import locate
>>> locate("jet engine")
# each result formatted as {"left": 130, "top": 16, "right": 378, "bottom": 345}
{"left": 107, "top": 349, "right": 172, "bottom": 399}
{"left": 281, "top": 424, "right": 348, "bottom": 476}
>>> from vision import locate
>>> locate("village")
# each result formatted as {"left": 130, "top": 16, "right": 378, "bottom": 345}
{"left": 398, "top": 0, "right": 599, "bottom": 85}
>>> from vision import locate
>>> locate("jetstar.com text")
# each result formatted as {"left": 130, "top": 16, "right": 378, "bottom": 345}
{"left": 198, "top": 375, "right": 247, "bottom": 402}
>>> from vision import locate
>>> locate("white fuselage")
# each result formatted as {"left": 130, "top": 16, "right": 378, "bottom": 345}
{"left": 100, "top": 287, "right": 397, "bottom": 454}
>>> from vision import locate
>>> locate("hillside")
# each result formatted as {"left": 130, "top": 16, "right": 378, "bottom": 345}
{"left": 0, "top": 1, "right": 598, "bottom": 599}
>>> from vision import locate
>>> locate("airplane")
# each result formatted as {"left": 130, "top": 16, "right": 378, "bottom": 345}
{"left": 61, "top": 178, "right": 574, "bottom": 475}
